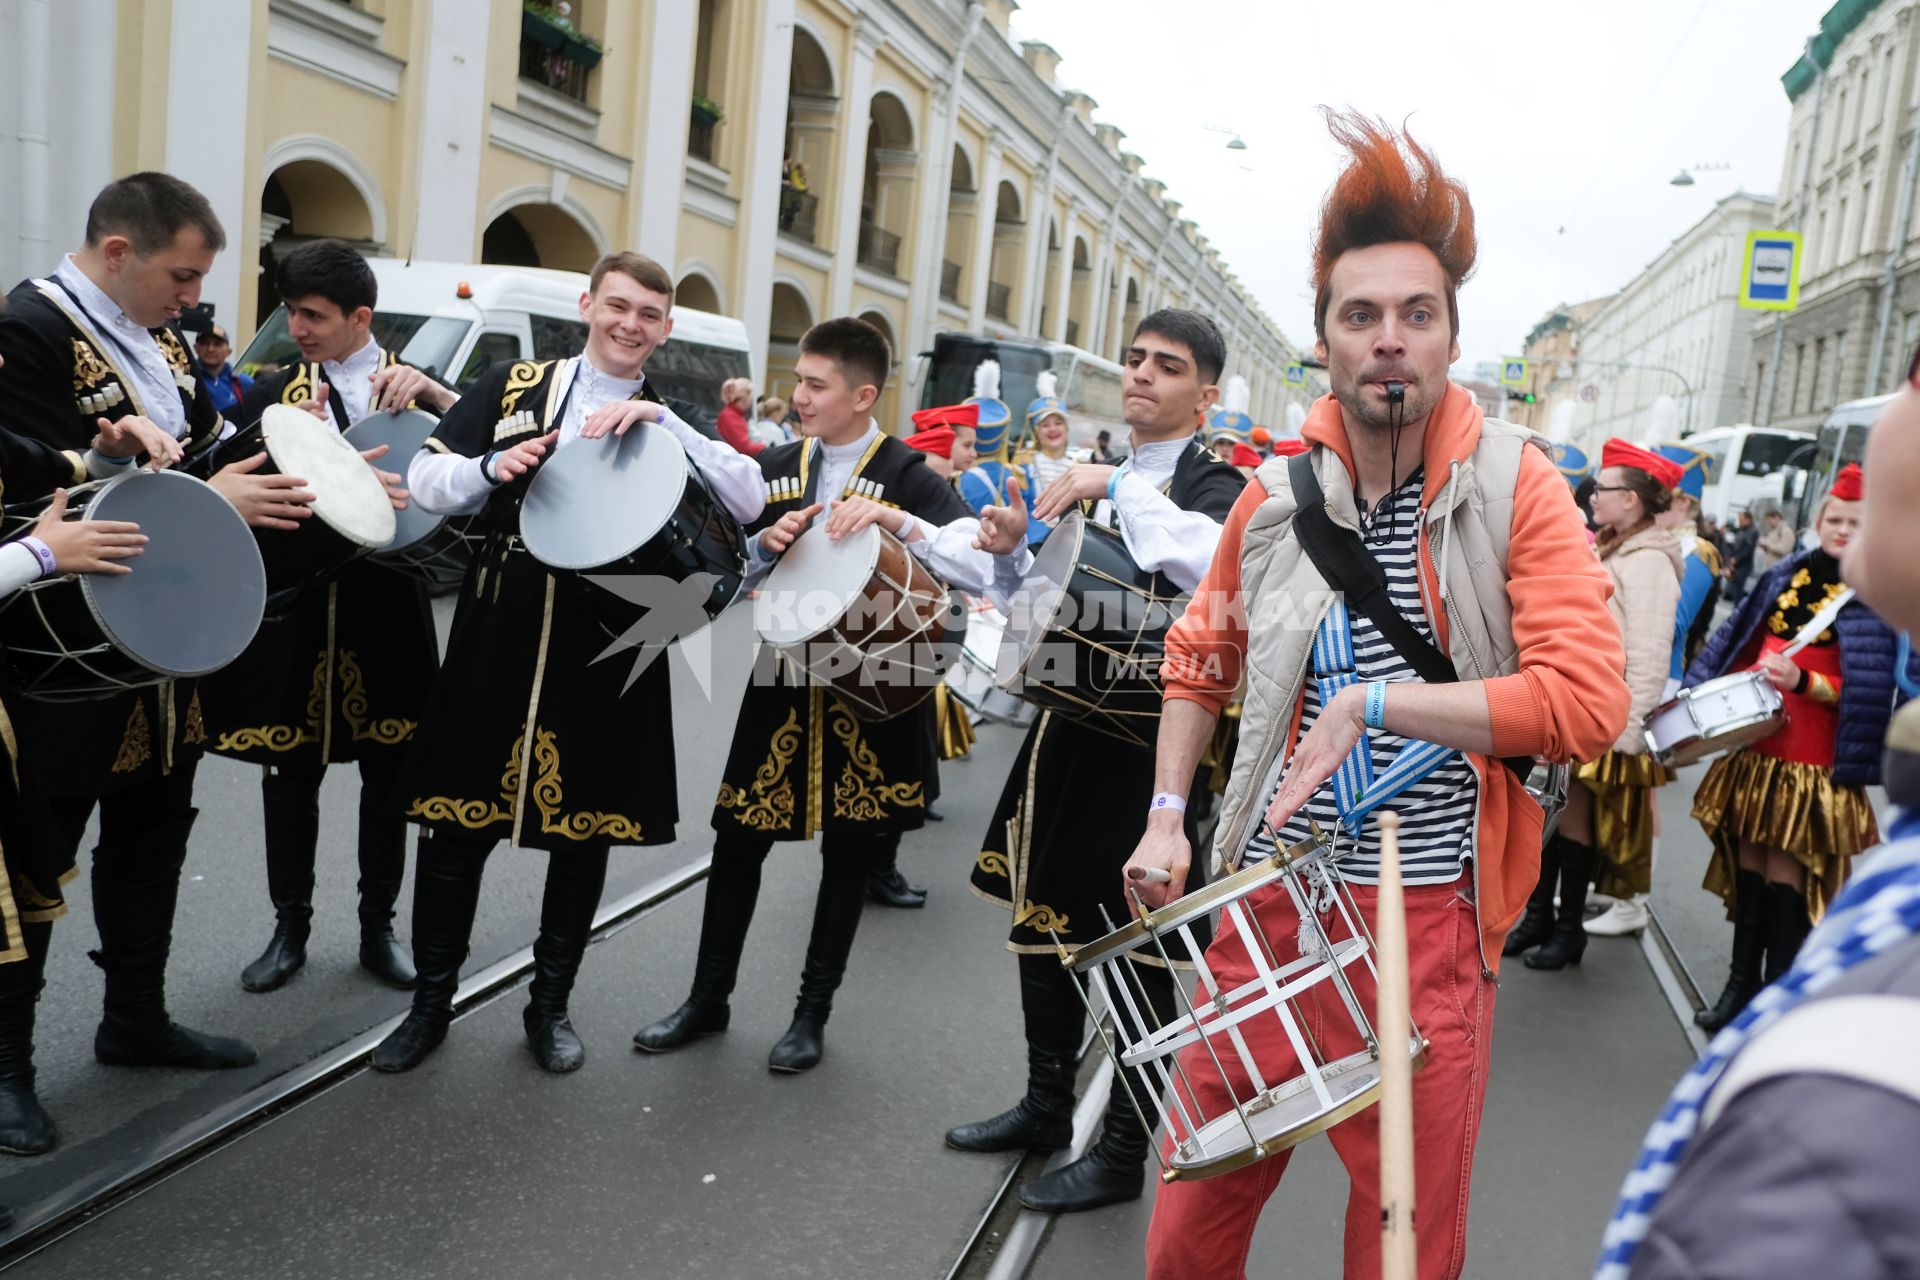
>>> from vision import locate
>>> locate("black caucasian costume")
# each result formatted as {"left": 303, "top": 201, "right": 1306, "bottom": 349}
{"left": 374, "top": 357, "right": 682, "bottom": 1075}
{"left": 0, "top": 273, "right": 256, "bottom": 1156}
{"left": 952, "top": 436, "right": 1242, "bottom": 1211}
{"left": 635, "top": 429, "right": 968, "bottom": 1072}
{"left": 199, "top": 353, "right": 441, "bottom": 992}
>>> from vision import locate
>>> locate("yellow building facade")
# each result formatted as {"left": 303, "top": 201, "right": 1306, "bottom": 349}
{"left": 2, "top": 0, "right": 1309, "bottom": 432}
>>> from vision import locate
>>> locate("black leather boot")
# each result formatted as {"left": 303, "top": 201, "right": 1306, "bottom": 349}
{"left": 1502, "top": 834, "right": 1561, "bottom": 957}
{"left": 355, "top": 771, "right": 415, "bottom": 989}
{"left": 523, "top": 849, "right": 609, "bottom": 1074}
{"left": 1696, "top": 869, "right": 1767, "bottom": 1032}
{"left": 371, "top": 834, "right": 489, "bottom": 1073}
{"left": 634, "top": 839, "right": 768, "bottom": 1053}
{"left": 768, "top": 840, "right": 874, "bottom": 1074}
{"left": 94, "top": 807, "right": 257, "bottom": 1068}
{"left": 947, "top": 953, "right": 1084, "bottom": 1152}
{"left": 1762, "top": 879, "right": 1811, "bottom": 984}
{"left": 239, "top": 771, "right": 317, "bottom": 993}
{"left": 0, "top": 922, "right": 55, "bottom": 1156}
{"left": 1526, "top": 836, "right": 1595, "bottom": 971}
{"left": 1018, "top": 1078, "right": 1154, "bottom": 1213}
{"left": 865, "top": 836, "right": 926, "bottom": 909}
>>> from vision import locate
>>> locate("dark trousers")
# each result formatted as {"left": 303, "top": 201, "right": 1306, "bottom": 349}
{"left": 260, "top": 751, "right": 409, "bottom": 932}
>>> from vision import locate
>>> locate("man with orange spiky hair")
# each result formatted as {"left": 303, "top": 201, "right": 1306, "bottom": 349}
{"left": 1124, "top": 112, "right": 1630, "bottom": 1276}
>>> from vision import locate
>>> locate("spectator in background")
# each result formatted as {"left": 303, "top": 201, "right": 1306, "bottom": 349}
{"left": 1755, "top": 505, "right": 1795, "bottom": 574}
{"left": 715, "top": 376, "right": 762, "bottom": 456}
{"left": 1726, "top": 509, "right": 1759, "bottom": 604}
{"left": 1090, "top": 429, "right": 1122, "bottom": 465}
{"left": 750, "top": 395, "right": 790, "bottom": 448}
{"left": 194, "top": 323, "right": 252, "bottom": 419}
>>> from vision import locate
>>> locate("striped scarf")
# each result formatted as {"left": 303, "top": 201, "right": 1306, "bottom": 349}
{"left": 1593, "top": 810, "right": 1920, "bottom": 1279}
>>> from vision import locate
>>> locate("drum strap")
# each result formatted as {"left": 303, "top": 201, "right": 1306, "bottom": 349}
{"left": 1289, "top": 452, "right": 1530, "bottom": 783}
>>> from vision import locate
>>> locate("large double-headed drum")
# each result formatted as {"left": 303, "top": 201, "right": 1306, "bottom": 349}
{"left": 520, "top": 423, "right": 747, "bottom": 637}
{"left": 996, "top": 509, "right": 1183, "bottom": 747}
{"left": 248, "top": 404, "right": 397, "bottom": 607}
{"left": 0, "top": 469, "right": 266, "bottom": 700}
{"left": 1643, "top": 670, "right": 1786, "bottom": 766}
{"left": 754, "top": 522, "right": 964, "bottom": 721}
{"left": 943, "top": 603, "right": 1034, "bottom": 728}
{"left": 1062, "top": 827, "right": 1425, "bottom": 1182}
{"left": 343, "top": 408, "right": 477, "bottom": 591}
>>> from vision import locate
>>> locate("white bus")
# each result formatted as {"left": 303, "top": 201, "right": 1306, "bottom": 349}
{"left": 239, "top": 259, "right": 753, "bottom": 430}
{"left": 1680, "top": 424, "right": 1818, "bottom": 525}
{"left": 914, "top": 332, "right": 1127, "bottom": 452}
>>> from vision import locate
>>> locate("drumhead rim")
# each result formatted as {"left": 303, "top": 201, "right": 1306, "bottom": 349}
{"left": 261, "top": 404, "right": 399, "bottom": 549}
{"left": 995, "top": 509, "right": 1088, "bottom": 696}
{"left": 344, "top": 409, "right": 447, "bottom": 554}
{"left": 520, "top": 426, "right": 693, "bottom": 570}
{"left": 753, "top": 522, "right": 884, "bottom": 646}
{"left": 77, "top": 470, "right": 267, "bottom": 678}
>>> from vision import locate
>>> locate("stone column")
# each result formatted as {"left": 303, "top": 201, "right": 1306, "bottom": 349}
{"left": 826, "top": 19, "right": 882, "bottom": 316}
{"left": 630, "top": 0, "right": 699, "bottom": 265}
{"left": 965, "top": 130, "right": 1005, "bottom": 331}
{"left": 732, "top": 0, "right": 795, "bottom": 387}
{"left": 164, "top": 0, "right": 254, "bottom": 329}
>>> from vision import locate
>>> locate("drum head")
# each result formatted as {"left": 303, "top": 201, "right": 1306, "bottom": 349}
{"left": 999, "top": 510, "right": 1085, "bottom": 681}
{"left": 754, "top": 522, "right": 881, "bottom": 645}
{"left": 82, "top": 470, "right": 266, "bottom": 676}
{"left": 344, "top": 408, "right": 442, "bottom": 553}
{"left": 261, "top": 404, "right": 397, "bottom": 548}
{"left": 520, "top": 425, "right": 690, "bottom": 570}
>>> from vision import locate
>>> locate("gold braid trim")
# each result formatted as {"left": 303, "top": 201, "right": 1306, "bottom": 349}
{"left": 717, "top": 708, "right": 802, "bottom": 831}
{"left": 828, "top": 700, "right": 924, "bottom": 820}
{"left": 183, "top": 688, "right": 206, "bottom": 745}
{"left": 110, "top": 699, "right": 151, "bottom": 774}
{"left": 339, "top": 650, "right": 415, "bottom": 745}
{"left": 1012, "top": 900, "right": 1070, "bottom": 933}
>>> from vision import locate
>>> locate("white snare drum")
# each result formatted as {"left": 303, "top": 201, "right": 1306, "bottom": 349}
{"left": 943, "top": 605, "right": 1034, "bottom": 728}
{"left": 1643, "top": 670, "right": 1786, "bottom": 766}
{"left": 754, "top": 523, "right": 965, "bottom": 720}
{"left": 1062, "top": 827, "right": 1424, "bottom": 1182}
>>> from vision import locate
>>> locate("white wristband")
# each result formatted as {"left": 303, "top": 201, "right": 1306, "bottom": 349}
{"left": 1148, "top": 792, "right": 1187, "bottom": 816}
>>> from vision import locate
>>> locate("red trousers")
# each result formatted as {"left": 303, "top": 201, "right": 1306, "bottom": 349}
{"left": 1144, "top": 880, "right": 1497, "bottom": 1279}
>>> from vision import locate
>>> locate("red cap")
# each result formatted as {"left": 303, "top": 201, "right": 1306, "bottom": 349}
{"left": 1829, "top": 462, "right": 1864, "bottom": 502}
{"left": 1250, "top": 427, "right": 1272, "bottom": 448}
{"left": 1230, "top": 443, "right": 1263, "bottom": 469}
{"left": 1601, "top": 438, "right": 1684, "bottom": 491}
{"left": 1273, "top": 439, "right": 1311, "bottom": 458}
{"left": 910, "top": 402, "right": 979, "bottom": 432}
{"left": 904, "top": 425, "right": 956, "bottom": 456}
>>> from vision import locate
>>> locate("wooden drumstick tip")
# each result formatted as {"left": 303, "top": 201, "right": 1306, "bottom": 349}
{"left": 1378, "top": 811, "right": 1401, "bottom": 836}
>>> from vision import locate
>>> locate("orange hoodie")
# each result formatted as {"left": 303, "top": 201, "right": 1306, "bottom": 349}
{"left": 1162, "top": 385, "right": 1629, "bottom": 968}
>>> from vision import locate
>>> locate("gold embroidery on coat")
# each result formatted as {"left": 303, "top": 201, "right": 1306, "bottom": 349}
{"left": 1013, "top": 900, "right": 1070, "bottom": 933}
{"left": 71, "top": 340, "right": 112, "bottom": 392}
{"left": 155, "top": 328, "right": 190, "bottom": 375}
{"left": 975, "top": 850, "right": 1011, "bottom": 879}
{"left": 528, "top": 727, "right": 642, "bottom": 841}
{"left": 282, "top": 364, "right": 314, "bottom": 406}
{"left": 183, "top": 689, "right": 206, "bottom": 746}
{"left": 717, "top": 708, "right": 802, "bottom": 831}
{"left": 339, "top": 650, "right": 414, "bottom": 745}
{"left": 827, "top": 700, "right": 924, "bottom": 820}
{"left": 111, "top": 699, "right": 152, "bottom": 773}
{"left": 500, "top": 361, "right": 544, "bottom": 416}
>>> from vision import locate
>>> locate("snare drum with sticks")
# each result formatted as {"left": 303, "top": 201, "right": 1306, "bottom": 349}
{"left": 754, "top": 522, "right": 964, "bottom": 721}
{"left": 1642, "top": 670, "right": 1785, "bottom": 766}
{"left": 242, "top": 404, "right": 397, "bottom": 607}
{"left": 996, "top": 510, "right": 1184, "bottom": 747}
{"left": 520, "top": 424, "right": 747, "bottom": 638}
{"left": 343, "top": 408, "right": 478, "bottom": 592}
{"left": 0, "top": 470, "right": 266, "bottom": 701}
{"left": 1060, "top": 826, "right": 1425, "bottom": 1183}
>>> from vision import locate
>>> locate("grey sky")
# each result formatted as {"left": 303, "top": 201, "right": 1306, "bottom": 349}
{"left": 1008, "top": 0, "right": 1829, "bottom": 375}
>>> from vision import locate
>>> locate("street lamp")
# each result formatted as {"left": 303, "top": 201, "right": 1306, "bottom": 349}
{"left": 1669, "top": 162, "right": 1732, "bottom": 187}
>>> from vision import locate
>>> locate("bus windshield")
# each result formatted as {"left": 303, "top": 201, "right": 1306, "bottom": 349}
{"left": 920, "top": 335, "right": 1054, "bottom": 420}
{"left": 645, "top": 337, "right": 752, "bottom": 425}
{"left": 238, "top": 308, "right": 474, "bottom": 385}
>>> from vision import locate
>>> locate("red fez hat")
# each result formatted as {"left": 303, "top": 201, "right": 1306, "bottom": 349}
{"left": 1829, "top": 462, "right": 1864, "bottom": 502}
{"left": 904, "top": 425, "right": 956, "bottom": 457}
{"left": 1230, "top": 443, "right": 1263, "bottom": 469}
{"left": 910, "top": 402, "right": 979, "bottom": 432}
{"left": 1250, "top": 426, "right": 1273, "bottom": 448}
{"left": 1273, "top": 439, "right": 1311, "bottom": 458}
{"left": 1601, "top": 438, "right": 1684, "bottom": 491}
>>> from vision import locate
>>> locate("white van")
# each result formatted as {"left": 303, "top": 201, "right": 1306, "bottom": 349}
{"left": 238, "top": 259, "right": 753, "bottom": 427}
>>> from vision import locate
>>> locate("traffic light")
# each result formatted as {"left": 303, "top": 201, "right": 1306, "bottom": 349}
{"left": 1512, "top": 391, "right": 1538, "bottom": 404}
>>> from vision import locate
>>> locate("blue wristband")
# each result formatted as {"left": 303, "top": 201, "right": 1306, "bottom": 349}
{"left": 1364, "top": 681, "right": 1387, "bottom": 730}
{"left": 1106, "top": 467, "right": 1125, "bottom": 504}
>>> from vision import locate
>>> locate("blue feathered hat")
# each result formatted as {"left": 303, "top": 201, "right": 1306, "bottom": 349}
{"left": 1654, "top": 441, "right": 1713, "bottom": 501}
{"left": 964, "top": 359, "right": 1014, "bottom": 460}
{"left": 1025, "top": 369, "right": 1069, "bottom": 435}
{"left": 1206, "top": 374, "right": 1254, "bottom": 444}
{"left": 1550, "top": 441, "right": 1590, "bottom": 486}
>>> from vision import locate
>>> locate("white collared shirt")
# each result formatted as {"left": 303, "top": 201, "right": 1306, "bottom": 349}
{"left": 51, "top": 256, "right": 187, "bottom": 437}
{"left": 322, "top": 335, "right": 384, "bottom": 426}
{"left": 1095, "top": 431, "right": 1227, "bottom": 593}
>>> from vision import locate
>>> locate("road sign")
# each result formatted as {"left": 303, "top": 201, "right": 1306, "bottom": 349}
{"left": 1285, "top": 362, "right": 1306, "bottom": 387}
{"left": 1579, "top": 383, "right": 1600, "bottom": 403}
{"left": 1500, "top": 358, "right": 1528, "bottom": 386}
{"left": 1739, "top": 230, "right": 1803, "bottom": 311}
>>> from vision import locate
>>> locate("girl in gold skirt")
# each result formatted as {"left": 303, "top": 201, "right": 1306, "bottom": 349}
{"left": 1511, "top": 440, "right": 1685, "bottom": 970}
{"left": 1685, "top": 465, "right": 1911, "bottom": 1031}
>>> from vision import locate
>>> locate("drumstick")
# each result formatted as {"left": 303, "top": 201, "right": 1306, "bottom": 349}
{"left": 1375, "top": 810, "right": 1416, "bottom": 1280}
{"left": 1126, "top": 866, "right": 1172, "bottom": 884}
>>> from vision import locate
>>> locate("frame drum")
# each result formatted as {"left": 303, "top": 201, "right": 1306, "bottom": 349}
{"left": 343, "top": 408, "right": 477, "bottom": 591}
{"left": 249, "top": 404, "right": 396, "bottom": 606}
{"left": 0, "top": 470, "right": 266, "bottom": 700}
